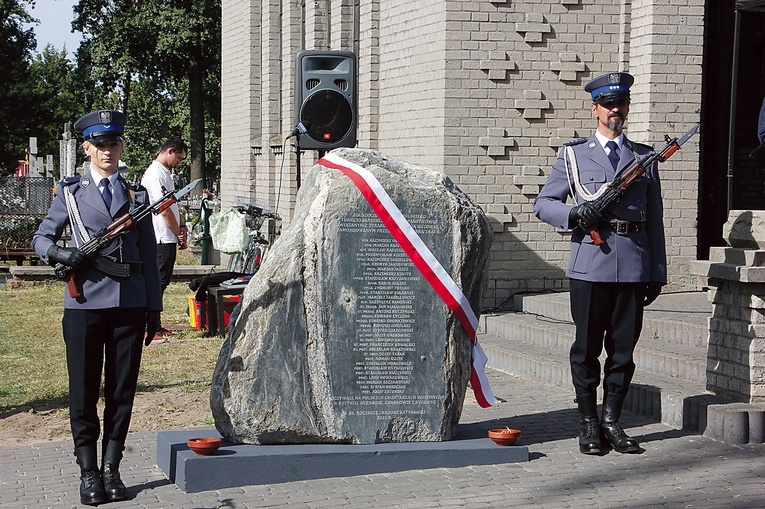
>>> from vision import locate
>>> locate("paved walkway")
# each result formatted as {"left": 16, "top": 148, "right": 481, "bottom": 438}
{"left": 1, "top": 367, "right": 763, "bottom": 508}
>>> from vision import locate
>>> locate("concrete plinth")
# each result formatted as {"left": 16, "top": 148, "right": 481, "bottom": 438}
{"left": 157, "top": 427, "right": 529, "bottom": 493}
{"left": 691, "top": 210, "right": 765, "bottom": 405}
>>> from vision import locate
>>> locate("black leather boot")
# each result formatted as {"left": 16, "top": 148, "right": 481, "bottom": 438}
{"left": 575, "top": 393, "right": 602, "bottom": 455}
{"left": 74, "top": 445, "right": 106, "bottom": 506}
{"left": 101, "top": 440, "right": 128, "bottom": 501}
{"left": 601, "top": 393, "right": 639, "bottom": 453}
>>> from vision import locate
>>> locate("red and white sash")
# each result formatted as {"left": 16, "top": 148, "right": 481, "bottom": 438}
{"left": 318, "top": 153, "right": 495, "bottom": 408}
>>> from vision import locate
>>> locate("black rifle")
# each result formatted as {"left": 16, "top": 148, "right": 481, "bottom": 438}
{"left": 577, "top": 124, "right": 699, "bottom": 245}
{"left": 55, "top": 178, "right": 202, "bottom": 297}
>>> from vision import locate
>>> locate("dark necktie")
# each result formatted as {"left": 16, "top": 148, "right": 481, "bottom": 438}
{"left": 606, "top": 140, "right": 620, "bottom": 170}
{"left": 100, "top": 177, "right": 112, "bottom": 210}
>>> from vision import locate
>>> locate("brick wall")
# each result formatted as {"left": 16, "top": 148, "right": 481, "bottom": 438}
{"left": 220, "top": 0, "right": 260, "bottom": 208}
{"left": 628, "top": 0, "right": 705, "bottom": 292}
{"left": 358, "top": 0, "right": 381, "bottom": 150}
{"left": 374, "top": 0, "right": 446, "bottom": 168}
{"left": 221, "top": 0, "right": 706, "bottom": 306}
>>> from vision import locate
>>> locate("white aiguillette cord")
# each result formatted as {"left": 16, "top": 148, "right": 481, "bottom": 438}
{"left": 564, "top": 145, "right": 610, "bottom": 204}
{"left": 63, "top": 186, "right": 91, "bottom": 247}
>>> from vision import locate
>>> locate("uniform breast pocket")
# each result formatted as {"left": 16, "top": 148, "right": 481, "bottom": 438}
{"left": 578, "top": 169, "right": 607, "bottom": 196}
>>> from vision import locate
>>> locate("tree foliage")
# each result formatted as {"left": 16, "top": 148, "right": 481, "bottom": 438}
{"left": 73, "top": 0, "right": 222, "bottom": 187}
{"left": 28, "top": 45, "right": 89, "bottom": 165}
{"left": 121, "top": 77, "right": 190, "bottom": 181}
{"left": 0, "top": 0, "right": 38, "bottom": 174}
{"left": 0, "top": 0, "right": 221, "bottom": 185}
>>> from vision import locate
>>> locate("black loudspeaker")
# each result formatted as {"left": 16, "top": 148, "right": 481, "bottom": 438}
{"left": 294, "top": 50, "right": 357, "bottom": 150}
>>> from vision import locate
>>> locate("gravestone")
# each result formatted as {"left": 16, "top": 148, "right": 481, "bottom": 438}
{"left": 210, "top": 148, "right": 493, "bottom": 444}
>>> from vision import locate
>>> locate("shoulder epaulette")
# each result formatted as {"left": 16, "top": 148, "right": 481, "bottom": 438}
{"left": 631, "top": 141, "right": 655, "bottom": 153}
{"left": 60, "top": 176, "right": 81, "bottom": 186}
{"left": 563, "top": 138, "right": 588, "bottom": 147}
{"left": 117, "top": 178, "right": 140, "bottom": 205}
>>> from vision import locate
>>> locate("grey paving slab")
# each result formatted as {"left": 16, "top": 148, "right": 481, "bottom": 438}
{"left": 1, "top": 369, "right": 763, "bottom": 508}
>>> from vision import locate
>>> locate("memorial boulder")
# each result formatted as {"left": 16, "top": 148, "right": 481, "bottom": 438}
{"left": 210, "top": 148, "right": 493, "bottom": 444}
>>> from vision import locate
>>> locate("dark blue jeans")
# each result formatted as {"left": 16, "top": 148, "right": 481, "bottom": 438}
{"left": 156, "top": 243, "right": 177, "bottom": 292}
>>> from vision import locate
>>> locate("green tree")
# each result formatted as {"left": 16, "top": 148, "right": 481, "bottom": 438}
{"left": 0, "top": 0, "right": 38, "bottom": 174}
{"left": 122, "top": 77, "right": 190, "bottom": 182}
{"left": 73, "top": 0, "right": 221, "bottom": 190}
{"left": 27, "top": 45, "right": 89, "bottom": 175}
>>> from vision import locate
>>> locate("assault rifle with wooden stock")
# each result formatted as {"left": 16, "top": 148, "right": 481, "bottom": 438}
{"left": 576, "top": 124, "right": 699, "bottom": 246}
{"left": 55, "top": 178, "right": 202, "bottom": 297}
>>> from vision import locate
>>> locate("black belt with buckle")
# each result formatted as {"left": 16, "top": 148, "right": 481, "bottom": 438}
{"left": 606, "top": 221, "right": 646, "bottom": 235}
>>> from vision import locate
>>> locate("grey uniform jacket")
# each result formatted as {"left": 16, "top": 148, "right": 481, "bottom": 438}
{"left": 533, "top": 134, "right": 667, "bottom": 284}
{"left": 32, "top": 172, "right": 163, "bottom": 310}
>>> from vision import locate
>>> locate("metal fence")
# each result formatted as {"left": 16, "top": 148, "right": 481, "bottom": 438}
{"left": 0, "top": 177, "right": 54, "bottom": 252}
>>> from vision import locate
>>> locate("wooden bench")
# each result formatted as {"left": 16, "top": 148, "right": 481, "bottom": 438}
{"left": 0, "top": 251, "right": 41, "bottom": 266}
{"left": 8, "top": 264, "right": 221, "bottom": 282}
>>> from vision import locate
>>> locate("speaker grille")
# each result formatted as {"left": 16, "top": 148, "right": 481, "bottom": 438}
{"left": 334, "top": 79, "right": 348, "bottom": 91}
{"left": 306, "top": 78, "right": 320, "bottom": 90}
{"left": 300, "top": 89, "right": 353, "bottom": 145}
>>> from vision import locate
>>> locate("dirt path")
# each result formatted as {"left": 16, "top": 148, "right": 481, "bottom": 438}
{"left": 0, "top": 385, "right": 213, "bottom": 446}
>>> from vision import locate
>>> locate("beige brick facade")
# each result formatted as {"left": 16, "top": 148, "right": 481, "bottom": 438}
{"left": 221, "top": 0, "right": 705, "bottom": 307}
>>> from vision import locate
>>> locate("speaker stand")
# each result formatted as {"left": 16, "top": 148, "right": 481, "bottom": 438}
{"left": 293, "top": 136, "right": 302, "bottom": 190}
{"left": 292, "top": 140, "right": 325, "bottom": 192}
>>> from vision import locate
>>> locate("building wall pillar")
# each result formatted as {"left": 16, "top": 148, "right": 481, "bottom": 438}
{"left": 629, "top": 0, "right": 705, "bottom": 291}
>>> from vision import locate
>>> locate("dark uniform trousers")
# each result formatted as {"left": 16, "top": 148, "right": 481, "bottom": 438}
{"left": 62, "top": 307, "right": 146, "bottom": 449}
{"left": 569, "top": 279, "right": 648, "bottom": 396}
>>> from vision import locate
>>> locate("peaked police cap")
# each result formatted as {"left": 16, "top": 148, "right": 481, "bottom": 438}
{"left": 584, "top": 72, "right": 634, "bottom": 104}
{"left": 73, "top": 110, "right": 127, "bottom": 143}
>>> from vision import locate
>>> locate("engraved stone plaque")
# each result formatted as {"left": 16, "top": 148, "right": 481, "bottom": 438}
{"left": 322, "top": 208, "right": 450, "bottom": 442}
{"left": 211, "top": 148, "right": 493, "bottom": 444}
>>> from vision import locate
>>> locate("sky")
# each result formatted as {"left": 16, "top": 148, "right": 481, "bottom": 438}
{"left": 25, "top": 1, "right": 83, "bottom": 57}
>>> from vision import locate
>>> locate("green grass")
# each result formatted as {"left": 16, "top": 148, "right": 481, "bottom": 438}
{"left": 0, "top": 280, "right": 224, "bottom": 413}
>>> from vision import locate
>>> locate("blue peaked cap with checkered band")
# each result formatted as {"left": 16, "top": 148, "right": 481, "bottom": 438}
{"left": 73, "top": 110, "right": 127, "bottom": 143}
{"left": 584, "top": 72, "right": 633, "bottom": 104}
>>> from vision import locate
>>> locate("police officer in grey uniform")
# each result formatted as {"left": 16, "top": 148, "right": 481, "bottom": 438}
{"left": 533, "top": 72, "right": 667, "bottom": 455}
{"left": 32, "top": 110, "right": 162, "bottom": 505}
